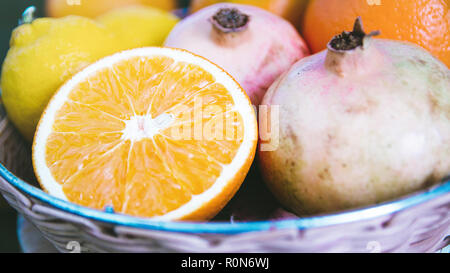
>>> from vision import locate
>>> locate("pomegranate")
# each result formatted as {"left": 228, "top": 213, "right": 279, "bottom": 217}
{"left": 259, "top": 18, "right": 450, "bottom": 215}
{"left": 164, "top": 3, "right": 309, "bottom": 105}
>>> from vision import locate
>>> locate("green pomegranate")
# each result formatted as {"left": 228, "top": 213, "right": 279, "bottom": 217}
{"left": 259, "top": 18, "right": 450, "bottom": 215}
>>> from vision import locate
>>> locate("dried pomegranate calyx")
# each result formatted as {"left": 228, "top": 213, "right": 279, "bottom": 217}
{"left": 210, "top": 8, "right": 250, "bottom": 33}
{"left": 323, "top": 17, "right": 384, "bottom": 77}
{"left": 328, "top": 17, "right": 380, "bottom": 51}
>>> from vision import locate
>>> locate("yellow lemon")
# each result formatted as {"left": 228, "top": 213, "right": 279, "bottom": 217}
{"left": 46, "top": 0, "right": 177, "bottom": 18}
{"left": 97, "top": 6, "right": 179, "bottom": 50}
{"left": 0, "top": 16, "right": 122, "bottom": 141}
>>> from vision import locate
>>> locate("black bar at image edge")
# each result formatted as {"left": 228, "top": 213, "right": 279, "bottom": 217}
{"left": 0, "top": 253, "right": 448, "bottom": 272}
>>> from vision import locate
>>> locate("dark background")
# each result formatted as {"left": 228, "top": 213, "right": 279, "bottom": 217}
{"left": 0, "top": 0, "right": 190, "bottom": 254}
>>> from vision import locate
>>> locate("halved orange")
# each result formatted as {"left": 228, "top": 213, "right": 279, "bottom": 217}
{"left": 32, "top": 47, "right": 258, "bottom": 221}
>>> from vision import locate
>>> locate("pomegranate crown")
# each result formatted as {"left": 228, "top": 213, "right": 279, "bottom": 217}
{"left": 210, "top": 7, "right": 251, "bottom": 33}
{"left": 328, "top": 17, "right": 381, "bottom": 52}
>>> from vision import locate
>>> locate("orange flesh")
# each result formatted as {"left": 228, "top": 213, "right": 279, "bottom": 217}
{"left": 45, "top": 56, "right": 244, "bottom": 217}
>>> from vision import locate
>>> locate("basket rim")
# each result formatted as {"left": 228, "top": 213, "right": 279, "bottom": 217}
{"left": 2, "top": 163, "right": 449, "bottom": 234}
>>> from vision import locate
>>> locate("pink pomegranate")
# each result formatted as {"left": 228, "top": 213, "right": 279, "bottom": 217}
{"left": 164, "top": 3, "right": 309, "bottom": 105}
{"left": 259, "top": 18, "right": 450, "bottom": 215}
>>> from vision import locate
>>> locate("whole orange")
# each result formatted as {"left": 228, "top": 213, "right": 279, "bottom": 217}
{"left": 303, "top": 0, "right": 450, "bottom": 67}
{"left": 46, "top": 0, "right": 177, "bottom": 18}
{"left": 190, "top": 0, "right": 309, "bottom": 30}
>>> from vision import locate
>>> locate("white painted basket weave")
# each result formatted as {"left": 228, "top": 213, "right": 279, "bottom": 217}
{"left": 0, "top": 105, "right": 449, "bottom": 253}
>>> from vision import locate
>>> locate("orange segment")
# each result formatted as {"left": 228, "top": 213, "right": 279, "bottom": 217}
{"left": 33, "top": 47, "right": 257, "bottom": 220}
{"left": 45, "top": 133, "right": 123, "bottom": 184}
{"left": 52, "top": 101, "right": 126, "bottom": 134}
{"left": 63, "top": 141, "right": 130, "bottom": 211}
{"left": 122, "top": 140, "right": 192, "bottom": 216}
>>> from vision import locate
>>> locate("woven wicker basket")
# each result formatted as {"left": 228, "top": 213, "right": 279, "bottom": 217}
{"left": 0, "top": 102, "right": 449, "bottom": 253}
